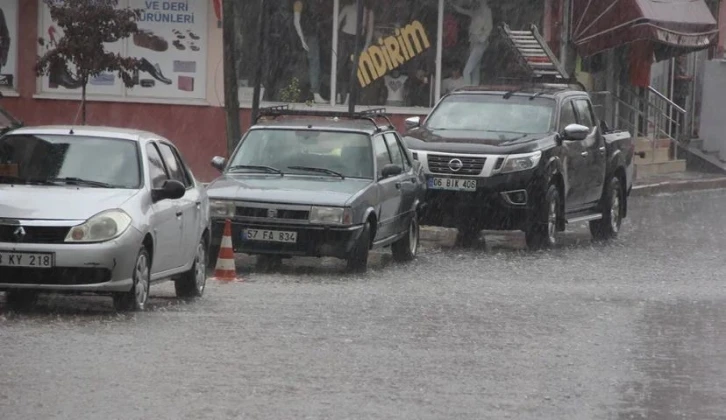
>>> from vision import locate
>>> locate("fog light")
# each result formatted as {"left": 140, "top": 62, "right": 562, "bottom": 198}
{"left": 501, "top": 190, "right": 528, "bottom": 205}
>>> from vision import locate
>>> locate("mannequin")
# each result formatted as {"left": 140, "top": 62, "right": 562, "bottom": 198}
{"left": 293, "top": 0, "right": 326, "bottom": 104}
{"left": 384, "top": 69, "right": 408, "bottom": 106}
{"left": 449, "top": 0, "right": 493, "bottom": 86}
{"left": 337, "top": 0, "right": 374, "bottom": 104}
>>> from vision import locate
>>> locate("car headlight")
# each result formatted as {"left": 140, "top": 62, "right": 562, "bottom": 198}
{"left": 65, "top": 209, "right": 132, "bottom": 243}
{"left": 210, "top": 200, "right": 235, "bottom": 218}
{"left": 500, "top": 151, "right": 542, "bottom": 174}
{"left": 309, "top": 206, "right": 352, "bottom": 225}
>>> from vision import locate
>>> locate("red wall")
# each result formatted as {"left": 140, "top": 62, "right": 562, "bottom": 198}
{"left": 4, "top": 1, "right": 426, "bottom": 182}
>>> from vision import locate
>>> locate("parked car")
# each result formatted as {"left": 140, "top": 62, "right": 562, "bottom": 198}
{"left": 403, "top": 80, "right": 635, "bottom": 249}
{"left": 206, "top": 106, "right": 427, "bottom": 272}
{"left": 0, "top": 126, "right": 211, "bottom": 311}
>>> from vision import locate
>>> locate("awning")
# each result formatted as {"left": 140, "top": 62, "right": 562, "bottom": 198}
{"left": 572, "top": 0, "right": 719, "bottom": 60}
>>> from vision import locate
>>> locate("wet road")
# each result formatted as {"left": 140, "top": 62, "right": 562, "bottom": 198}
{"left": 2, "top": 190, "right": 726, "bottom": 419}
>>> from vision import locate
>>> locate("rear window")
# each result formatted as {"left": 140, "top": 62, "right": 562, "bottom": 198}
{"left": 425, "top": 94, "right": 555, "bottom": 135}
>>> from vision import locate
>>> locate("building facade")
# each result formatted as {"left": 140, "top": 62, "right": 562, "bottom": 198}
{"left": 0, "top": 0, "right": 722, "bottom": 181}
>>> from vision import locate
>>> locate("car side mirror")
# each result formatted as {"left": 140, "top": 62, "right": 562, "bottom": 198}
{"left": 211, "top": 156, "right": 227, "bottom": 172}
{"left": 404, "top": 116, "right": 421, "bottom": 130}
{"left": 152, "top": 179, "right": 186, "bottom": 201}
{"left": 381, "top": 163, "right": 403, "bottom": 179}
{"left": 562, "top": 124, "right": 590, "bottom": 141}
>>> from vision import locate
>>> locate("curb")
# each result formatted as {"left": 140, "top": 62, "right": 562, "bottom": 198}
{"left": 631, "top": 177, "right": 726, "bottom": 197}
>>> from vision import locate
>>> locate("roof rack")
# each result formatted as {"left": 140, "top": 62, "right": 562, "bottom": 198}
{"left": 451, "top": 75, "right": 587, "bottom": 94}
{"left": 254, "top": 105, "right": 395, "bottom": 132}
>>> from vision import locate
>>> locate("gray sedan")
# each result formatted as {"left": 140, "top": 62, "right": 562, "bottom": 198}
{"left": 206, "top": 109, "right": 427, "bottom": 272}
{"left": 0, "top": 126, "right": 211, "bottom": 311}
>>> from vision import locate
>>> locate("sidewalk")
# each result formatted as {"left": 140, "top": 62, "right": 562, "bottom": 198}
{"left": 631, "top": 170, "right": 726, "bottom": 196}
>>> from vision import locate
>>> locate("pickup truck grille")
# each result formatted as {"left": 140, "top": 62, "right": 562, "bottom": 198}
{"left": 427, "top": 154, "right": 486, "bottom": 175}
{"left": 0, "top": 225, "right": 70, "bottom": 244}
{"left": 236, "top": 206, "right": 309, "bottom": 221}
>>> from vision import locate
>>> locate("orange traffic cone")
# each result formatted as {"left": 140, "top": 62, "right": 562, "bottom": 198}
{"left": 212, "top": 219, "right": 243, "bottom": 282}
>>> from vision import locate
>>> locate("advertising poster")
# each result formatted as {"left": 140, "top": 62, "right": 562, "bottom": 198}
{"left": 38, "top": 0, "right": 126, "bottom": 96}
{"left": 126, "top": 0, "right": 208, "bottom": 100}
{"left": 0, "top": 0, "right": 17, "bottom": 92}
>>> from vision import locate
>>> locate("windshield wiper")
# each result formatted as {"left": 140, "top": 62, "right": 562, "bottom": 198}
{"left": 227, "top": 165, "right": 284, "bottom": 175}
{"left": 0, "top": 175, "right": 56, "bottom": 185}
{"left": 288, "top": 166, "right": 345, "bottom": 179}
{"left": 47, "top": 177, "right": 115, "bottom": 188}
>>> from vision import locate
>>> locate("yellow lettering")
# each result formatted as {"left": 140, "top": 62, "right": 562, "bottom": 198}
{"left": 367, "top": 46, "right": 388, "bottom": 79}
{"left": 400, "top": 21, "right": 430, "bottom": 58}
{"left": 383, "top": 36, "right": 405, "bottom": 67}
{"left": 357, "top": 51, "right": 378, "bottom": 86}
{"left": 378, "top": 37, "right": 393, "bottom": 69}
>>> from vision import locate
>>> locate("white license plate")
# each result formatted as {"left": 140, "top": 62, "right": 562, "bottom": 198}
{"left": 428, "top": 177, "right": 477, "bottom": 191}
{"left": 0, "top": 252, "right": 54, "bottom": 268}
{"left": 242, "top": 229, "right": 298, "bottom": 244}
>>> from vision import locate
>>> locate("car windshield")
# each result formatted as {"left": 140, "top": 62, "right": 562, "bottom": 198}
{"left": 425, "top": 94, "right": 555, "bottom": 134}
{"left": 228, "top": 129, "right": 374, "bottom": 179}
{"left": 0, "top": 134, "right": 141, "bottom": 188}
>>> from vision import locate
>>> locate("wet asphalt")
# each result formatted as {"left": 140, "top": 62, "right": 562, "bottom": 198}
{"left": 2, "top": 189, "right": 726, "bottom": 419}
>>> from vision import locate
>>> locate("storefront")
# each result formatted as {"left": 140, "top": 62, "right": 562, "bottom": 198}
{"left": 1, "top": 0, "right": 557, "bottom": 181}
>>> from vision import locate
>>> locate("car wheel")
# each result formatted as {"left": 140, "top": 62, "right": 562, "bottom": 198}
{"left": 5, "top": 290, "right": 39, "bottom": 312}
{"left": 590, "top": 176, "right": 623, "bottom": 241}
{"left": 346, "top": 221, "right": 371, "bottom": 273}
{"left": 526, "top": 183, "right": 560, "bottom": 250}
{"left": 175, "top": 238, "right": 207, "bottom": 298}
{"left": 392, "top": 214, "right": 419, "bottom": 262}
{"left": 113, "top": 247, "right": 151, "bottom": 312}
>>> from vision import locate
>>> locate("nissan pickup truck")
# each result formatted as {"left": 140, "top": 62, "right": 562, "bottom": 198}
{"left": 402, "top": 82, "right": 635, "bottom": 249}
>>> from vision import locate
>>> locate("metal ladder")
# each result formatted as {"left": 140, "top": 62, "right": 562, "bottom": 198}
{"left": 499, "top": 23, "right": 569, "bottom": 80}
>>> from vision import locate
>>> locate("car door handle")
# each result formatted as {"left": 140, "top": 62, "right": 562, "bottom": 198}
{"left": 195, "top": 201, "right": 201, "bottom": 208}
{"left": 176, "top": 211, "right": 183, "bottom": 217}
{"left": 395, "top": 182, "right": 401, "bottom": 189}
{"left": 581, "top": 151, "right": 589, "bottom": 157}
{"left": 599, "top": 146, "right": 606, "bottom": 153}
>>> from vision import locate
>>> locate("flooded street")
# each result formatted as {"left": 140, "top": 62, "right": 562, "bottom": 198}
{"left": 2, "top": 190, "right": 726, "bottom": 419}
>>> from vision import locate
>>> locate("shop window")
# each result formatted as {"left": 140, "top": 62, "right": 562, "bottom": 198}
{"left": 0, "top": 1, "right": 19, "bottom": 93}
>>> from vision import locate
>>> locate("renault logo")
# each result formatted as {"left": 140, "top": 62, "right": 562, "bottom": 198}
{"left": 448, "top": 158, "right": 464, "bottom": 172}
{"left": 267, "top": 209, "right": 277, "bottom": 218}
{"left": 13, "top": 226, "right": 25, "bottom": 242}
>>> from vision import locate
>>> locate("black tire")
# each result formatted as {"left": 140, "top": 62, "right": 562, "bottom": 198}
{"left": 346, "top": 221, "right": 371, "bottom": 273}
{"left": 5, "top": 290, "right": 39, "bottom": 312}
{"left": 392, "top": 214, "right": 419, "bottom": 262}
{"left": 526, "top": 184, "right": 560, "bottom": 250}
{"left": 590, "top": 176, "right": 623, "bottom": 241}
{"left": 175, "top": 238, "right": 207, "bottom": 298}
{"left": 113, "top": 247, "right": 151, "bottom": 312}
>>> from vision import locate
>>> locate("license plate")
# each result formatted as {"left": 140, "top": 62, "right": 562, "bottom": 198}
{"left": 242, "top": 229, "right": 297, "bottom": 244}
{"left": 428, "top": 177, "right": 477, "bottom": 191}
{"left": 0, "top": 252, "right": 54, "bottom": 268}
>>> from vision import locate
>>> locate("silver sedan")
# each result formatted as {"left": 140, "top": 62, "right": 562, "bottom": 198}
{"left": 0, "top": 126, "right": 211, "bottom": 311}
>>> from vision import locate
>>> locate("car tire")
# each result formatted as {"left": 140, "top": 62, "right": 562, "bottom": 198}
{"left": 525, "top": 184, "right": 560, "bottom": 250}
{"left": 589, "top": 176, "right": 623, "bottom": 241}
{"left": 175, "top": 238, "right": 207, "bottom": 298}
{"left": 392, "top": 214, "right": 419, "bottom": 262}
{"left": 346, "top": 221, "right": 371, "bottom": 273}
{"left": 5, "top": 290, "right": 39, "bottom": 312}
{"left": 113, "top": 247, "right": 151, "bottom": 312}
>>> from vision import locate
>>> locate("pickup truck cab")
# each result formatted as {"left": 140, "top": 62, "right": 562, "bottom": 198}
{"left": 403, "top": 83, "right": 635, "bottom": 249}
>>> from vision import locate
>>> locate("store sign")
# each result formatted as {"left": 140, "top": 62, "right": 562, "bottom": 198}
{"left": 38, "top": 0, "right": 207, "bottom": 101}
{"left": 654, "top": 28, "right": 713, "bottom": 48}
{"left": 0, "top": 0, "right": 18, "bottom": 91}
{"left": 357, "top": 20, "right": 431, "bottom": 88}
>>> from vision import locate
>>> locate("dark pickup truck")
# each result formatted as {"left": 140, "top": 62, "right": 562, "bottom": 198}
{"left": 402, "top": 82, "right": 635, "bottom": 249}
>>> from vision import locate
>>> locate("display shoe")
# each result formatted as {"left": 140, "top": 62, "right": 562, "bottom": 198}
{"left": 133, "top": 30, "right": 168, "bottom": 52}
{"left": 187, "top": 30, "right": 200, "bottom": 40}
{"left": 139, "top": 58, "right": 172, "bottom": 85}
{"left": 313, "top": 93, "right": 326, "bottom": 104}
{"left": 173, "top": 40, "right": 185, "bottom": 50}
{"left": 49, "top": 63, "right": 82, "bottom": 89}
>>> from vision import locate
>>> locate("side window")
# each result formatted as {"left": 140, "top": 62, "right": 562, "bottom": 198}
{"left": 146, "top": 143, "right": 169, "bottom": 189}
{"left": 158, "top": 143, "right": 189, "bottom": 187}
{"left": 384, "top": 133, "right": 404, "bottom": 167}
{"left": 372, "top": 135, "right": 391, "bottom": 179}
{"left": 386, "top": 132, "right": 411, "bottom": 170}
{"left": 558, "top": 101, "right": 578, "bottom": 132}
{"left": 574, "top": 99, "right": 595, "bottom": 129}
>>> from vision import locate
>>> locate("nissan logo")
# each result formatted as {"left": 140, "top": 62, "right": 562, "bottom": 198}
{"left": 13, "top": 226, "right": 25, "bottom": 242}
{"left": 448, "top": 158, "right": 464, "bottom": 172}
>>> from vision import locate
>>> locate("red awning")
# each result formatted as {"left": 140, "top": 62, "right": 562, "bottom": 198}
{"left": 572, "top": 0, "right": 718, "bottom": 59}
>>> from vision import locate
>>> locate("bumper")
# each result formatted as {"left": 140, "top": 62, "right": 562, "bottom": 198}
{"left": 212, "top": 218, "right": 365, "bottom": 259}
{"left": 420, "top": 170, "right": 544, "bottom": 230}
{"left": 0, "top": 229, "right": 144, "bottom": 293}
